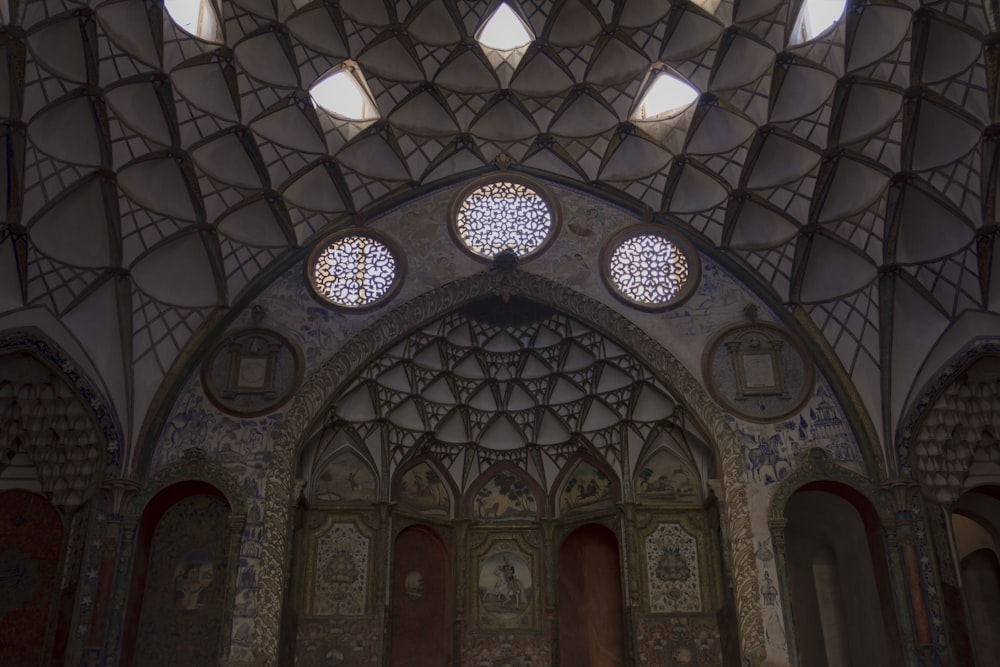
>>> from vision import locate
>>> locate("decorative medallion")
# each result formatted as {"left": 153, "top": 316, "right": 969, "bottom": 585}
{"left": 703, "top": 321, "right": 814, "bottom": 423}
{"left": 202, "top": 327, "right": 302, "bottom": 416}
{"left": 601, "top": 224, "right": 700, "bottom": 310}
{"left": 449, "top": 175, "right": 560, "bottom": 262}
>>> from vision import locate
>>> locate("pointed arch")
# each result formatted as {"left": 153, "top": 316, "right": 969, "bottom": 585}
{"left": 253, "top": 270, "right": 766, "bottom": 663}
{"left": 466, "top": 461, "right": 544, "bottom": 521}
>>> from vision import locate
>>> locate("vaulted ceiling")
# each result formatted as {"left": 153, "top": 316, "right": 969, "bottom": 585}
{"left": 1, "top": 0, "right": 997, "bottom": 476}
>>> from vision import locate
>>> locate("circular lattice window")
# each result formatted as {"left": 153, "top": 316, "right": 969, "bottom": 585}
{"left": 450, "top": 176, "right": 559, "bottom": 261}
{"left": 308, "top": 230, "right": 404, "bottom": 309}
{"left": 601, "top": 226, "right": 700, "bottom": 310}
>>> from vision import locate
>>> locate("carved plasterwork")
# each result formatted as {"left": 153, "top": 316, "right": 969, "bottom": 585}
{"left": 904, "top": 350, "right": 1000, "bottom": 503}
{"left": 256, "top": 272, "right": 765, "bottom": 664}
{"left": 130, "top": 447, "right": 246, "bottom": 517}
{"left": 767, "top": 448, "right": 886, "bottom": 522}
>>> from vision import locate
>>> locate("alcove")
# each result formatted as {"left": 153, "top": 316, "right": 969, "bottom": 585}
{"left": 389, "top": 524, "right": 452, "bottom": 666}
{"left": 557, "top": 523, "right": 625, "bottom": 666}
{"left": 0, "top": 489, "right": 64, "bottom": 666}
{"left": 783, "top": 483, "right": 902, "bottom": 666}
{"left": 952, "top": 486, "right": 1000, "bottom": 666}
{"left": 124, "top": 482, "right": 233, "bottom": 666}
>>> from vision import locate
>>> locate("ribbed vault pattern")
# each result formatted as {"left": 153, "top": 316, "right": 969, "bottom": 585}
{"left": 0, "top": 0, "right": 997, "bottom": 470}
{"left": 300, "top": 298, "right": 711, "bottom": 495}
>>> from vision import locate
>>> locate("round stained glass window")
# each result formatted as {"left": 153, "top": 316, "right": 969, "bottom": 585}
{"left": 308, "top": 231, "right": 403, "bottom": 309}
{"left": 602, "top": 226, "right": 700, "bottom": 310}
{"left": 451, "top": 177, "right": 558, "bottom": 260}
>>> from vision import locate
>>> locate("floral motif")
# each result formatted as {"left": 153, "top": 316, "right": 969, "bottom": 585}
{"left": 313, "top": 523, "right": 369, "bottom": 616}
{"left": 646, "top": 523, "right": 701, "bottom": 613}
{"left": 312, "top": 234, "right": 399, "bottom": 308}
{"left": 455, "top": 181, "right": 553, "bottom": 258}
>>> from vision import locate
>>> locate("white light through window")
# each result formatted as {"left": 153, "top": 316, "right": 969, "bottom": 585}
{"left": 791, "top": 0, "right": 846, "bottom": 44}
{"left": 310, "top": 68, "right": 380, "bottom": 122}
{"left": 454, "top": 180, "right": 554, "bottom": 259}
{"left": 605, "top": 230, "right": 697, "bottom": 309}
{"left": 165, "top": 0, "right": 222, "bottom": 43}
{"left": 310, "top": 233, "right": 400, "bottom": 308}
{"left": 477, "top": 2, "right": 534, "bottom": 51}
{"left": 633, "top": 72, "right": 700, "bottom": 121}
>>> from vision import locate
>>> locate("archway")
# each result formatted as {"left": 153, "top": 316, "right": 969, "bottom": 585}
{"left": 278, "top": 288, "right": 744, "bottom": 664}
{"left": 557, "top": 524, "right": 625, "bottom": 666}
{"left": 257, "top": 271, "right": 764, "bottom": 663}
{"left": 782, "top": 482, "right": 903, "bottom": 667}
{"left": 952, "top": 486, "right": 1000, "bottom": 666}
{"left": 0, "top": 345, "right": 112, "bottom": 666}
{"left": 0, "top": 489, "right": 64, "bottom": 666}
{"left": 389, "top": 525, "right": 452, "bottom": 666}
{"left": 123, "top": 481, "right": 234, "bottom": 667}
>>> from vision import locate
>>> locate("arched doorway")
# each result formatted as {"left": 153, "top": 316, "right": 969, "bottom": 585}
{"left": 558, "top": 524, "right": 625, "bottom": 666}
{"left": 389, "top": 524, "right": 452, "bottom": 665}
{"left": 952, "top": 486, "right": 1000, "bottom": 666}
{"left": 0, "top": 489, "right": 64, "bottom": 666}
{"left": 782, "top": 482, "right": 903, "bottom": 667}
{"left": 123, "top": 481, "right": 235, "bottom": 667}
{"left": 0, "top": 349, "right": 109, "bottom": 666}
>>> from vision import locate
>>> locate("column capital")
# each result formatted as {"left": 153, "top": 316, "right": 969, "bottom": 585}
{"left": 879, "top": 478, "right": 922, "bottom": 521}
{"left": 100, "top": 478, "right": 141, "bottom": 520}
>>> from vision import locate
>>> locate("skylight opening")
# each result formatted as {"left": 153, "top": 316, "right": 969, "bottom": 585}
{"left": 164, "top": 0, "right": 222, "bottom": 43}
{"left": 310, "top": 66, "right": 380, "bottom": 122}
{"left": 476, "top": 2, "right": 534, "bottom": 51}
{"left": 791, "top": 0, "right": 846, "bottom": 45}
{"left": 632, "top": 71, "right": 700, "bottom": 121}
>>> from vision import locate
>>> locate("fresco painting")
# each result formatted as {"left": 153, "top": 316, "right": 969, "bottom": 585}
{"left": 478, "top": 551, "right": 533, "bottom": 621}
{"left": 473, "top": 471, "right": 538, "bottom": 521}
{"left": 134, "top": 494, "right": 231, "bottom": 667}
{"left": 313, "top": 449, "right": 377, "bottom": 503}
{"left": 558, "top": 461, "right": 614, "bottom": 515}
{"left": 636, "top": 450, "right": 700, "bottom": 504}
{"left": 397, "top": 463, "right": 451, "bottom": 516}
